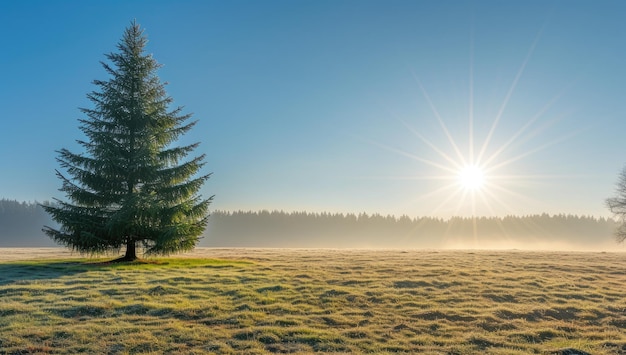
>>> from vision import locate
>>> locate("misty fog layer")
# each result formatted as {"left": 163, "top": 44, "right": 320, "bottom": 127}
{"left": 0, "top": 200, "right": 619, "bottom": 251}
{"left": 204, "top": 211, "right": 617, "bottom": 251}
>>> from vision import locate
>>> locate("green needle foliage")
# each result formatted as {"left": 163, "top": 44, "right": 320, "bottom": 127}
{"left": 43, "top": 21, "right": 212, "bottom": 261}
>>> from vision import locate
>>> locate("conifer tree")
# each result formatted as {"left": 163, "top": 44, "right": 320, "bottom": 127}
{"left": 43, "top": 21, "right": 212, "bottom": 261}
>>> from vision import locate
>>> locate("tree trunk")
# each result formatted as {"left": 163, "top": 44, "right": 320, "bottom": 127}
{"left": 123, "top": 240, "right": 137, "bottom": 261}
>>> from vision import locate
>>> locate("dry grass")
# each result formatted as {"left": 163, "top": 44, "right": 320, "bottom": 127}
{"left": 0, "top": 248, "right": 625, "bottom": 354}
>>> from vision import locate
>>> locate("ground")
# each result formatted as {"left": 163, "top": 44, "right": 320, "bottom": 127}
{"left": 0, "top": 248, "right": 624, "bottom": 354}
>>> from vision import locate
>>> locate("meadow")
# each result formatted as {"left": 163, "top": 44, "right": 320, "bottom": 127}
{"left": 0, "top": 248, "right": 624, "bottom": 354}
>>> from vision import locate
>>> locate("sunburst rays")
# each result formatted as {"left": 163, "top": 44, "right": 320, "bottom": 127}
{"left": 370, "top": 25, "right": 578, "bottom": 223}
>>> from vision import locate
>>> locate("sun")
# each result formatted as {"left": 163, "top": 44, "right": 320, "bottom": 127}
{"left": 458, "top": 165, "right": 485, "bottom": 191}
{"left": 367, "top": 25, "right": 575, "bottom": 219}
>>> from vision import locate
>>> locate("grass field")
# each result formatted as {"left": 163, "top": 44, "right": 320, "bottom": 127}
{"left": 0, "top": 248, "right": 625, "bottom": 354}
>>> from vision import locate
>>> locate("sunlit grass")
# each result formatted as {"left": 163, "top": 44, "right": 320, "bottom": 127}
{"left": 0, "top": 249, "right": 624, "bottom": 354}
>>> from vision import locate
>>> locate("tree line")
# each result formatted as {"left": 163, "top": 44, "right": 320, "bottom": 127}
{"left": 0, "top": 199, "right": 57, "bottom": 247}
{"left": 0, "top": 203, "right": 619, "bottom": 249}
{"left": 201, "top": 210, "right": 619, "bottom": 250}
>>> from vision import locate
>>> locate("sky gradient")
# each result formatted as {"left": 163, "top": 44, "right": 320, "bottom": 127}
{"left": 1, "top": 0, "right": 626, "bottom": 218}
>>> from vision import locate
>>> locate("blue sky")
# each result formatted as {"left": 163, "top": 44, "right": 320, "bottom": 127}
{"left": 1, "top": 0, "right": 625, "bottom": 218}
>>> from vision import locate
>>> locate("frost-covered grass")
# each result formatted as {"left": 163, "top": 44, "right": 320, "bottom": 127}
{"left": 0, "top": 248, "right": 625, "bottom": 354}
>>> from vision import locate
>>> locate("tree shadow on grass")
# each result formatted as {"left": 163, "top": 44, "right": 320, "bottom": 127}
{"left": 0, "top": 258, "right": 252, "bottom": 285}
{"left": 0, "top": 260, "right": 91, "bottom": 285}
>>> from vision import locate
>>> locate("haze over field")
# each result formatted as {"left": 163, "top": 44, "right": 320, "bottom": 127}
{"left": 1, "top": 200, "right": 622, "bottom": 251}
{"left": 2, "top": 1, "right": 626, "bottom": 250}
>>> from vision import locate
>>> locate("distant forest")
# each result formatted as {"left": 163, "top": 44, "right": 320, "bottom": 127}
{"left": 204, "top": 210, "right": 619, "bottom": 250}
{"left": 0, "top": 199, "right": 620, "bottom": 250}
{"left": 0, "top": 199, "right": 58, "bottom": 247}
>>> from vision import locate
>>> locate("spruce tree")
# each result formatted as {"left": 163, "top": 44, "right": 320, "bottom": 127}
{"left": 43, "top": 21, "right": 212, "bottom": 261}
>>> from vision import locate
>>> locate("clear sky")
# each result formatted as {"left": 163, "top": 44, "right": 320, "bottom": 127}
{"left": 1, "top": 0, "right": 625, "bottom": 218}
